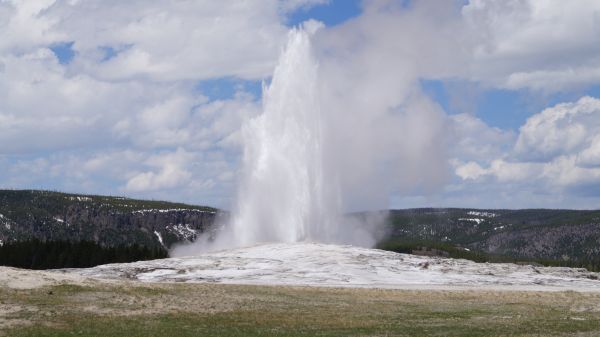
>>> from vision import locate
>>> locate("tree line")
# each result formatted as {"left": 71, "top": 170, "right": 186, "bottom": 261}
{"left": 0, "top": 239, "right": 168, "bottom": 270}
{"left": 377, "top": 239, "right": 600, "bottom": 273}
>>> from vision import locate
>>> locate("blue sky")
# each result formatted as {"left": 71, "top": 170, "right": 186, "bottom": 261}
{"left": 422, "top": 79, "right": 600, "bottom": 131}
{"left": 287, "top": 0, "right": 362, "bottom": 26}
{"left": 2, "top": 0, "right": 600, "bottom": 210}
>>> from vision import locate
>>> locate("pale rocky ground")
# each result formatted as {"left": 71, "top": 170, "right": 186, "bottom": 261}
{"left": 59, "top": 242, "right": 600, "bottom": 291}
{"left": 0, "top": 266, "right": 93, "bottom": 289}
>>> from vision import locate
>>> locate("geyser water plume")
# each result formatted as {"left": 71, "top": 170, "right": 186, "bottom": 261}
{"left": 173, "top": 23, "right": 346, "bottom": 255}
{"left": 228, "top": 23, "right": 341, "bottom": 247}
{"left": 172, "top": 22, "right": 393, "bottom": 256}
{"left": 172, "top": 5, "right": 456, "bottom": 256}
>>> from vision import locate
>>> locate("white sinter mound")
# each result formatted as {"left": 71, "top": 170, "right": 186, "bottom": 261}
{"left": 65, "top": 243, "right": 600, "bottom": 291}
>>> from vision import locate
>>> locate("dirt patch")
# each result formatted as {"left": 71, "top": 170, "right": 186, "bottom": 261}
{"left": 0, "top": 267, "right": 93, "bottom": 289}
{"left": 0, "top": 304, "right": 38, "bottom": 333}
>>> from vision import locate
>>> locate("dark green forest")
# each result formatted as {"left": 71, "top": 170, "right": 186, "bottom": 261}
{"left": 377, "top": 239, "right": 600, "bottom": 273}
{"left": 0, "top": 239, "right": 167, "bottom": 269}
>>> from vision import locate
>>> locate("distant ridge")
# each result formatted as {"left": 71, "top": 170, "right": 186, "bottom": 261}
{"left": 381, "top": 208, "right": 600, "bottom": 271}
{"left": 1, "top": 190, "right": 600, "bottom": 271}
{"left": 0, "top": 189, "right": 220, "bottom": 250}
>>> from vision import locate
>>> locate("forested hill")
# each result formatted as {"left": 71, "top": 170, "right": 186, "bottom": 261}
{"left": 2, "top": 190, "right": 600, "bottom": 271}
{"left": 382, "top": 208, "right": 600, "bottom": 270}
{"left": 0, "top": 190, "right": 220, "bottom": 251}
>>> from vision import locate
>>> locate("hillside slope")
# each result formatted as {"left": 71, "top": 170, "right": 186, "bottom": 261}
{"left": 385, "top": 208, "right": 600, "bottom": 265}
{"left": 2, "top": 190, "right": 600, "bottom": 269}
{"left": 0, "top": 190, "right": 220, "bottom": 250}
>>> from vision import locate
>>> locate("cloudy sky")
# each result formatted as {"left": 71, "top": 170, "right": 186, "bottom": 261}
{"left": 2, "top": 0, "right": 600, "bottom": 210}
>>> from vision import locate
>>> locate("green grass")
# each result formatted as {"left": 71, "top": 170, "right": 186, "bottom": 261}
{"left": 3, "top": 282, "right": 600, "bottom": 336}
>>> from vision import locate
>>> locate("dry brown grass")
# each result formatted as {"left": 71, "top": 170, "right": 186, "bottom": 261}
{"left": 2, "top": 277, "right": 600, "bottom": 336}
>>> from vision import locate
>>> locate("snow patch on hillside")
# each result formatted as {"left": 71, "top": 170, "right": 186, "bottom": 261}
{"left": 154, "top": 231, "right": 165, "bottom": 247}
{"left": 468, "top": 211, "right": 497, "bottom": 218}
{"left": 166, "top": 224, "right": 197, "bottom": 240}
{"left": 132, "top": 209, "right": 215, "bottom": 214}
{"left": 67, "top": 196, "right": 92, "bottom": 202}
{"left": 53, "top": 217, "right": 71, "bottom": 226}
{"left": 459, "top": 218, "right": 484, "bottom": 224}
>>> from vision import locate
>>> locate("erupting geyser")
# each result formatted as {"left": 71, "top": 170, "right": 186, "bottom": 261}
{"left": 228, "top": 23, "right": 341, "bottom": 247}
{"left": 172, "top": 23, "right": 382, "bottom": 256}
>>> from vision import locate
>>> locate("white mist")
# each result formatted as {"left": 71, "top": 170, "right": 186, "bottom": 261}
{"left": 171, "top": 23, "right": 391, "bottom": 256}
{"left": 228, "top": 23, "right": 341, "bottom": 247}
{"left": 173, "top": 24, "right": 346, "bottom": 255}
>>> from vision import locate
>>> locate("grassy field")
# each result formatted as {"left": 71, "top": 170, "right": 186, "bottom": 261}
{"left": 2, "top": 280, "right": 600, "bottom": 337}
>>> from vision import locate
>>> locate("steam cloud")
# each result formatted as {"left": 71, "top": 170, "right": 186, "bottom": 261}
{"left": 172, "top": 3, "right": 457, "bottom": 255}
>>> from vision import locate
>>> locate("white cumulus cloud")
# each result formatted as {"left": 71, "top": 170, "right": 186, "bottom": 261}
{"left": 461, "top": 0, "right": 600, "bottom": 91}
{"left": 454, "top": 97, "right": 600, "bottom": 204}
